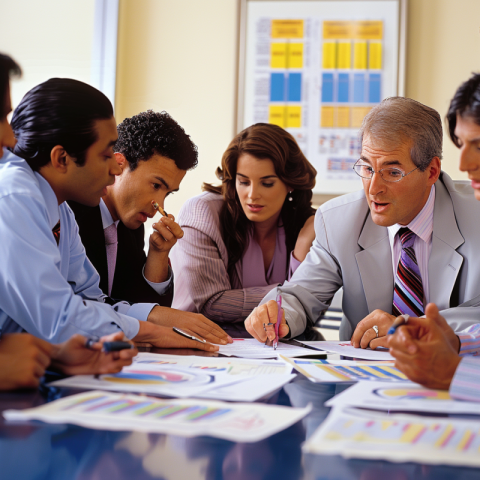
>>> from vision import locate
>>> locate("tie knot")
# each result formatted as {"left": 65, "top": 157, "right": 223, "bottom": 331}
{"left": 104, "top": 224, "right": 118, "bottom": 245}
{"left": 397, "top": 227, "right": 415, "bottom": 247}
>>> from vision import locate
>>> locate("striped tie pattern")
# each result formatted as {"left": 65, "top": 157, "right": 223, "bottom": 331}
{"left": 52, "top": 220, "right": 60, "bottom": 245}
{"left": 392, "top": 227, "right": 424, "bottom": 317}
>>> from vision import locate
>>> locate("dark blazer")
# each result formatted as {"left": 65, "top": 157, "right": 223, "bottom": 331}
{"left": 68, "top": 201, "right": 173, "bottom": 306}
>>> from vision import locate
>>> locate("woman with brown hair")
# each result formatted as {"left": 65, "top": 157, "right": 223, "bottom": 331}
{"left": 171, "top": 123, "right": 317, "bottom": 337}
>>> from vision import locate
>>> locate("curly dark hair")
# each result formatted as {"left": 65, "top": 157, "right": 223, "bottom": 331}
{"left": 114, "top": 110, "right": 198, "bottom": 171}
{"left": 446, "top": 73, "right": 480, "bottom": 146}
{"left": 203, "top": 123, "right": 317, "bottom": 280}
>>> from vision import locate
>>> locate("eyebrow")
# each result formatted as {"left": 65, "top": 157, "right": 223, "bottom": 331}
{"left": 359, "top": 156, "right": 403, "bottom": 167}
{"left": 236, "top": 173, "right": 278, "bottom": 180}
{"left": 154, "top": 176, "right": 179, "bottom": 192}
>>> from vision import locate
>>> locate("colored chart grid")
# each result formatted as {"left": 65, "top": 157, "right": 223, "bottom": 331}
{"left": 268, "top": 19, "right": 304, "bottom": 129}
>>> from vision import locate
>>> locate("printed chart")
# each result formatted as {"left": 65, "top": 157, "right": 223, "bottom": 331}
{"left": 4, "top": 390, "right": 312, "bottom": 443}
{"left": 303, "top": 408, "right": 480, "bottom": 467}
{"left": 282, "top": 357, "right": 406, "bottom": 383}
{"left": 326, "top": 381, "right": 480, "bottom": 415}
{"left": 242, "top": 1, "right": 401, "bottom": 194}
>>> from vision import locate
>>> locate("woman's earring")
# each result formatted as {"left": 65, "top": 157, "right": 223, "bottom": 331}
{"left": 288, "top": 190, "right": 293, "bottom": 201}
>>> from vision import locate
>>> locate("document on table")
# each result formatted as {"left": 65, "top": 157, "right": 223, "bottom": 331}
{"left": 325, "top": 380, "right": 480, "bottom": 415}
{"left": 303, "top": 407, "right": 480, "bottom": 467}
{"left": 50, "top": 353, "right": 296, "bottom": 402}
{"left": 299, "top": 340, "right": 394, "bottom": 361}
{"left": 218, "top": 338, "right": 322, "bottom": 359}
{"left": 281, "top": 356, "right": 407, "bottom": 383}
{"left": 4, "top": 390, "right": 311, "bottom": 443}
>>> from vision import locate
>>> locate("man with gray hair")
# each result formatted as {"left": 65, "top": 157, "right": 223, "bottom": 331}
{"left": 245, "top": 96, "right": 480, "bottom": 348}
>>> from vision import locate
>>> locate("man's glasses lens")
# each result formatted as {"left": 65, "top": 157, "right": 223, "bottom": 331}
{"left": 353, "top": 163, "right": 405, "bottom": 183}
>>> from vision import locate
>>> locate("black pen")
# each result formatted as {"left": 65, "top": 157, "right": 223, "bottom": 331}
{"left": 85, "top": 338, "right": 134, "bottom": 353}
{"left": 173, "top": 327, "right": 207, "bottom": 344}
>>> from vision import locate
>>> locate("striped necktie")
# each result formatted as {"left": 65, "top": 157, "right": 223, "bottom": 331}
{"left": 52, "top": 220, "right": 60, "bottom": 245}
{"left": 392, "top": 227, "right": 425, "bottom": 317}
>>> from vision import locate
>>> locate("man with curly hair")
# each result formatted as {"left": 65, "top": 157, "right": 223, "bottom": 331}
{"left": 69, "top": 111, "right": 230, "bottom": 344}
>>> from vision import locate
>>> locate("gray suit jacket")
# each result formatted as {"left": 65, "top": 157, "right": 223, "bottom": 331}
{"left": 261, "top": 172, "right": 480, "bottom": 340}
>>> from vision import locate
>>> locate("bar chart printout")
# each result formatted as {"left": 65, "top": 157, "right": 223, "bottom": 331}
{"left": 303, "top": 408, "right": 480, "bottom": 467}
{"left": 4, "top": 391, "right": 312, "bottom": 443}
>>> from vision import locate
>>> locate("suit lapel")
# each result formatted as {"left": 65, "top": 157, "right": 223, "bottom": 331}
{"left": 428, "top": 179, "right": 464, "bottom": 309}
{"left": 355, "top": 215, "right": 394, "bottom": 314}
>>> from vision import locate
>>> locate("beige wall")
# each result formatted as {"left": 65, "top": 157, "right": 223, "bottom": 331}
{"left": 116, "top": 0, "right": 480, "bottom": 226}
{"left": 0, "top": 0, "right": 95, "bottom": 109}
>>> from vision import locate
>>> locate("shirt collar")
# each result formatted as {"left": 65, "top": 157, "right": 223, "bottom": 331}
{"left": 99, "top": 198, "right": 120, "bottom": 229}
{"left": 34, "top": 172, "right": 61, "bottom": 230}
{"left": 387, "top": 184, "right": 436, "bottom": 243}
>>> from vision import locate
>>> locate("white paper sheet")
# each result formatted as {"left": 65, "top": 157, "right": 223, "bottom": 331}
{"left": 218, "top": 338, "right": 322, "bottom": 359}
{"left": 281, "top": 356, "right": 406, "bottom": 383}
{"left": 300, "top": 340, "right": 394, "bottom": 361}
{"left": 325, "top": 380, "right": 480, "bottom": 415}
{"left": 4, "top": 390, "right": 311, "bottom": 443}
{"left": 50, "top": 353, "right": 295, "bottom": 402}
{"left": 303, "top": 407, "right": 480, "bottom": 467}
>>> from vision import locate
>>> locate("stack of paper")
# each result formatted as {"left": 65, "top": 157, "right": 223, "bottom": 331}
{"left": 299, "top": 340, "right": 394, "bottom": 361}
{"left": 303, "top": 407, "right": 480, "bottom": 467}
{"left": 4, "top": 390, "right": 311, "bottom": 442}
{"left": 50, "top": 353, "right": 296, "bottom": 402}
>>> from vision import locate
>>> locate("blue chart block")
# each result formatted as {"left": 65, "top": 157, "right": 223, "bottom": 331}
{"left": 369, "top": 73, "right": 381, "bottom": 103}
{"left": 338, "top": 73, "right": 349, "bottom": 103}
{"left": 288, "top": 73, "right": 302, "bottom": 102}
{"left": 353, "top": 73, "right": 365, "bottom": 103}
{"left": 270, "top": 73, "right": 285, "bottom": 102}
{"left": 321, "top": 73, "right": 334, "bottom": 102}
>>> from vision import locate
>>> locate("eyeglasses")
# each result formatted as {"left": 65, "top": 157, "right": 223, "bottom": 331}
{"left": 352, "top": 160, "right": 420, "bottom": 183}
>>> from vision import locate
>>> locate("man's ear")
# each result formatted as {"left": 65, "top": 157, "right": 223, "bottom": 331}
{"left": 114, "top": 152, "right": 128, "bottom": 172}
{"left": 50, "top": 145, "right": 70, "bottom": 173}
{"left": 426, "top": 157, "right": 441, "bottom": 186}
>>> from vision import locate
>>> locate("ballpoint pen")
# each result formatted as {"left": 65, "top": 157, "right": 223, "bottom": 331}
{"left": 173, "top": 327, "right": 207, "bottom": 344}
{"left": 273, "top": 293, "right": 281, "bottom": 350}
{"left": 388, "top": 314, "right": 410, "bottom": 335}
{"left": 85, "top": 338, "right": 135, "bottom": 353}
{"left": 151, "top": 200, "right": 169, "bottom": 217}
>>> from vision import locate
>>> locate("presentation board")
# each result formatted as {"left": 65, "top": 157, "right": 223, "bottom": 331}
{"left": 238, "top": 0, "right": 407, "bottom": 194}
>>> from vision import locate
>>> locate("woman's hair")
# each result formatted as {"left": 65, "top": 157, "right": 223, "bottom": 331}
{"left": 203, "top": 123, "right": 316, "bottom": 279}
{"left": 0, "top": 53, "right": 21, "bottom": 114}
{"left": 11, "top": 78, "right": 113, "bottom": 171}
{"left": 446, "top": 73, "right": 480, "bottom": 147}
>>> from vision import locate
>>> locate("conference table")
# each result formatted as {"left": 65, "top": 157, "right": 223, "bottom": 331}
{"left": 1, "top": 344, "right": 479, "bottom": 480}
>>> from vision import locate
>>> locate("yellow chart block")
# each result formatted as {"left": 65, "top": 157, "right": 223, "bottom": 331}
{"left": 271, "top": 20, "right": 304, "bottom": 39}
{"left": 286, "top": 106, "right": 302, "bottom": 128}
{"left": 354, "top": 21, "right": 383, "bottom": 40}
{"left": 369, "top": 42, "right": 382, "bottom": 69}
{"left": 337, "top": 42, "right": 351, "bottom": 69}
{"left": 352, "top": 107, "right": 372, "bottom": 128}
{"left": 400, "top": 423, "right": 426, "bottom": 444}
{"left": 269, "top": 106, "right": 285, "bottom": 128}
{"left": 321, "top": 106, "right": 335, "bottom": 128}
{"left": 354, "top": 41, "right": 367, "bottom": 69}
{"left": 323, "top": 42, "right": 337, "bottom": 69}
{"left": 336, "top": 107, "right": 350, "bottom": 128}
{"left": 271, "top": 43, "right": 287, "bottom": 68}
{"left": 288, "top": 43, "right": 303, "bottom": 68}
{"left": 323, "top": 21, "right": 352, "bottom": 39}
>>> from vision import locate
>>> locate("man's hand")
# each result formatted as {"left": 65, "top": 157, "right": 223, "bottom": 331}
{"left": 147, "top": 307, "right": 232, "bottom": 345}
{"left": 293, "top": 215, "right": 315, "bottom": 262}
{"left": 0, "top": 334, "right": 53, "bottom": 390}
{"left": 134, "top": 321, "right": 220, "bottom": 352}
{"left": 387, "top": 303, "right": 461, "bottom": 390}
{"left": 144, "top": 214, "right": 184, "bottom": 283}
{"left": 244, "top": 300, "right": 289, "bottom": 343}
{"left": 50, "top": 332, "right": 138, "bottom": 375}
{"left": 351, "top": 309, "right": 396, "bottom": 349}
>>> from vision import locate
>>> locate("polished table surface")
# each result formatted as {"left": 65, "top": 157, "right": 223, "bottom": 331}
{"left": 1, "top": 346, "right": 480, "bottom": 480}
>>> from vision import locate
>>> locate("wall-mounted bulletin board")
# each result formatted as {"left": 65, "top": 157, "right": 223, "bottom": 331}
{"left": 237, "top": 0, "right": 407, "bottom": 195}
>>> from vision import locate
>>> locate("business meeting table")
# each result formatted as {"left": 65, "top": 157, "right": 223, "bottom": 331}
{"left": 1, "top": 340, "right": 479, "bottom": 480}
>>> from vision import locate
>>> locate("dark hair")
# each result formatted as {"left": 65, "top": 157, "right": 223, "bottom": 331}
{"left": 446, "top": 73, "right": 480, "bottom": 147}
{"left": 11, "top": 78, "right": 113, "bottom": 171}
{"left": 114, "top": 110, "right": 198, "bottom": 171}
{"left": 0, "top": 53, "right": 21, "bottom": 113}
{"left": 203, "top": 123, "right": 316, "bottom": 278}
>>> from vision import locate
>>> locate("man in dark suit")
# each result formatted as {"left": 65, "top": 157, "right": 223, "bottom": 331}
{"left": 69, "top": 111, "right": 231, "bottom": 343}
